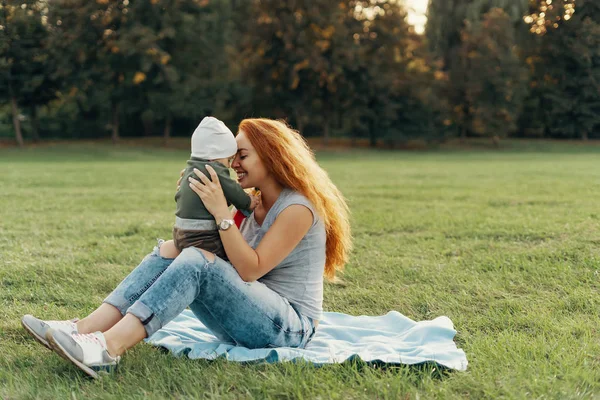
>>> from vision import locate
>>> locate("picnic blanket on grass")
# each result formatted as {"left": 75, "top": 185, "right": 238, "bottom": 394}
{"left": 146, "top": 309, "right": 468, "bottom": 371}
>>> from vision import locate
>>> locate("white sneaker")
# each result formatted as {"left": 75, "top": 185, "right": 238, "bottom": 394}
{"left": 21, "top": 315, "right": 79, "bottom": 350}
{"left": 47, "top": 330, "right": 120, "bottom": 379}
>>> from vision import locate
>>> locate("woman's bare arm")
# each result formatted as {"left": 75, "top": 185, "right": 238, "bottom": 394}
{"left": 218, "top": 205, "right": 312, "bottom": 281}
{"left": 188, "top": 166, "right": 312, "bottom": 282}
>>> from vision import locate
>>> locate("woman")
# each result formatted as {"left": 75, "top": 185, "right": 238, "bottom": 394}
{"left": 21, "top": 118, "right": 352, "bottom": 378}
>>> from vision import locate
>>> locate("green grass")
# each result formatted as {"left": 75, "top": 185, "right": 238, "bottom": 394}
{"left": 1, "top": 142, "right": 599, "bottom": 399}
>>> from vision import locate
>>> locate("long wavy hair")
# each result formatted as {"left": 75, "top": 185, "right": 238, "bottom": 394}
{"left": 238, "top": 118, "right": 352, "bottom": 279}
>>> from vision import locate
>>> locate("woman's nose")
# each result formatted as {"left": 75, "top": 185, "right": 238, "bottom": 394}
{"left": 230, "top": 154, "right": 240, "bottom": 168}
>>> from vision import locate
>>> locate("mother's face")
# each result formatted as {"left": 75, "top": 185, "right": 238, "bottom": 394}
{"left": 231, "top": 130, "right": 268, "bottom": 189}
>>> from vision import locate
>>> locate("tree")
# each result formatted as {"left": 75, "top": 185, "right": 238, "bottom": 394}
{"left": 427, "top": 0, "right": 531, "bottom": 141}
{"left": 0, "top": 0, "right": 52, "bottom": 145}
{"left": 19, "top": 4, "right": 59, "bottom": 142}
{"left": 521, "top": 0, "right": 600, "bottom": 140}
{"left": 137, "top": 0, "right": 240, "bottom": 145}
{"left": 46, "top": 0, "right": 258, "bottom": 143}
{"left": 238, "top": 0, "right": 445, "bottom": 146}
{"left": 48, "top": 0, "right": 139, "bottom": 143}
{"left": 113, "top": 1, "right": 218, "bottom": 144}
{"left": 453, "top": 8, "right": 528, "bottom": 144}
{"left": 353, "top": 0, "right": 445, "bottom": 146}
{"left": 239, "top": 0, "right": 349, "bottom": 143}
{"left": 427, "top": 0, "right": 529, "bottom": 69}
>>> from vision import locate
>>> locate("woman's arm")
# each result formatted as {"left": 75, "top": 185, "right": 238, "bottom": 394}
{"left": 188, "top": 166, "right": 312, "bottom": 282}
{"left": 218, "top": 205, "right": 312, "bottom": 281}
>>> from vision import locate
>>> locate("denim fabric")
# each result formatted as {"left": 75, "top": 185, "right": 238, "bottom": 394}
{"left": 104, "top": 240, "right": 316, "bottom": 349}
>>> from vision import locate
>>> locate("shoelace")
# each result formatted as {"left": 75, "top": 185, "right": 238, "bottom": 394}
{"left": 73, "top": 333, "right": 104, "bottom": 347}
{"left": 53, "top": 320, "right": 76, "bottom": 328}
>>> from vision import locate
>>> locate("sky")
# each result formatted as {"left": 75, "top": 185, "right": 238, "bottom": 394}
{"left": 405, "top": 0, "right": 429, "bottom": 34}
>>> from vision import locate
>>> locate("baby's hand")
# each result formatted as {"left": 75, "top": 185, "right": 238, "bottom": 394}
{"left": 249, "top": 193, "right": 261, "bottom": 210}
{"left": 176, "top": 169, "right": 185, "bottom": 191}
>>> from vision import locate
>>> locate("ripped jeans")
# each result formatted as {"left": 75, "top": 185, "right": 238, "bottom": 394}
{"left": 103, "top": 241, "right": 316, "bottom": 349}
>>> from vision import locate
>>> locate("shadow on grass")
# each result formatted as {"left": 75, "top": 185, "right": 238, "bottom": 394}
{"left": 343, "top": 357, "right": 452, "bottom": 381}
{"left": 152, "top": 343, "right": 452, "bottom": 384}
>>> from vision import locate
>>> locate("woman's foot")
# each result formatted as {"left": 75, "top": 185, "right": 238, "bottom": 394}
{"left": 46, "top": 330, "right": 120, "bottom": 379}
{"left": 21, "top": 315, "right": 79, "bottom": 350}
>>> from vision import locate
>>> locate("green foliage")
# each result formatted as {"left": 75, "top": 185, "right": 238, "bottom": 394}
{"left": 0, "top": 0, "right": 57, "bottom": 143}
{"left": 453, "top": 8, "right": 529, "bottom": 141}
{"left": 521, "top": 0, "right": 600, "bottom": 140}
{"left": 351, "top": 1, "right": 449, "bottom": 145}
{"left": 47, "top": 0, "right": 127, "bottom": 140}
{"left": 238, "top": 0, "right": 447, "bottom": 145}
{"left": 238, "top": 0, "right": 353, "bottom": 137}
{"left": 427, "top": 0, "right": 531, "bottom": 142}
{"left": 121, "top": 0, "right": 239, "bottom": 137}
{"left": 426, "top": 0, "right": 529, "bottom": 67}
{"left": 0, "top": 0, "right": 599, "bottom": 143}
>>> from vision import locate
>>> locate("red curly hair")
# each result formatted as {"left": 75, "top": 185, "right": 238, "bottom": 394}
{"left": 238, "top": 118, "right": 352, "bottom": 279}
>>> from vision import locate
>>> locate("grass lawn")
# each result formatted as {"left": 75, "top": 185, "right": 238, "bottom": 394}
{"left": 1, "top": 141, "right": 599, "bottom": 399}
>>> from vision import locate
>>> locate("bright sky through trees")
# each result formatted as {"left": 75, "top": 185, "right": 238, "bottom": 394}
{"left": 406, "top": 0, "right": 428, "bottom": 34}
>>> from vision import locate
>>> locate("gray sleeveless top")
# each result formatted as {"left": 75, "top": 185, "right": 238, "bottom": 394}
{"left": 239, "top": 188, "right": 326, "bottom": 320}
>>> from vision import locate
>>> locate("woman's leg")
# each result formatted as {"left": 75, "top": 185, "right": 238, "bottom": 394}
{"left": 40, "top": 241, "right": 185, "bottom": 379}
{"left": 103, "top": 314, "right": 146, "bottom": 357}
{"left": 78, "top": 240, "right": 176, "bottom": 334}
{"left": 186, "top": 254, "right": 316, "bottom": 349}
{"left": 123, "top": 247, "right": 314, "bottom": 351}
{"left": 21, "top": 240, "right": 177, "bottom": 349}
{"left": 76, "top": 304, "right": 123, "bottom": 334}
{"left": 101, "top": 247, "right": 218, "bottom": 356}
{"left": 49, "top": 245, "right": 315, "bottom": 375}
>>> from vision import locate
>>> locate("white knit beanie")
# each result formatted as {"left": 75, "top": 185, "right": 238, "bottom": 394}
{"left": 190, "top": 117, "right": 237, "bottom": 160}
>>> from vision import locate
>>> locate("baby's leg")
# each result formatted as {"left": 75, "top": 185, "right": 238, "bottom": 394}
{"left": 160, "top": 240, "right": 181, "bottom": 258}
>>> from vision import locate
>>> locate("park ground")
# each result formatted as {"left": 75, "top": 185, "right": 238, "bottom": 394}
{"left": 0, "top": 140, "right": 599, "bottom": 399}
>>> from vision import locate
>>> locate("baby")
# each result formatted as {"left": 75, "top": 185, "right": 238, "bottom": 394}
{"left": 162, "top": 116, "right": 258, "bottom": 260}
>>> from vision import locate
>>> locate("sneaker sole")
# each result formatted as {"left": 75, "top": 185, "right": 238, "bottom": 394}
{"left": 46, "top": 332, "right": 100, "bottom": 379}
{"left": 21, "top": 318, "right": 51, "bottom": 350}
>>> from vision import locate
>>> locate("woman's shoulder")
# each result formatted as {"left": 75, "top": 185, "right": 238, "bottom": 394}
{"left": 277, "top": 188, "right": 314, "bottom": 209}
{"left": 270, "top": 188, "right": 319, "bottom": 226}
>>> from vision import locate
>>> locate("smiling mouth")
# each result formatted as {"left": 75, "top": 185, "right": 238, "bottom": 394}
{"left": 237, "top": 172, "right": 247, "bottom": 180}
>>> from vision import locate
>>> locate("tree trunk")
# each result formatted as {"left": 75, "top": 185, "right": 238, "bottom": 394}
{"left": 460, "top": 124, "right": 467, "bottom": 144}
{"left": 111, "top": 102, "right": 120, "bottom": 144}
{"left": 142, "top": 117, "right": 153, "bottom": 136}
{"left": 369, "top": 120, "right": 377, "bottom": 147}
{"left": 30, "top": 104, "right": 40, "bottom": 142}
{"left": 10, "top": 96, "right": 24, "bottom": 147}
{"left": 582, "top": 131, "right": 589, "bottom": 141}
{"left": 323, "top": 123, "right": 330, "bottom": 146}
{"left": 492, "top": 135, "right": 500, "bottom": 147}
{"left": 294, "top": 109, "right": 305, "bottom": 134}
{"left": 76, "top": 98, "right": 96, "bottom": 120}
{"left": 163, "top": 115, "right": 172, "bottom": 147}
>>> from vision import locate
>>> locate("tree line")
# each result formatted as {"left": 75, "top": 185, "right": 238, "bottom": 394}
{"left": 1, "top": 0, "right": 599, "bottom": 147}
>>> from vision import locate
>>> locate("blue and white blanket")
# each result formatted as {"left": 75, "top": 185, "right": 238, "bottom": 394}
{"left": 147, "top": 309, "right": 468, "bottom": 371}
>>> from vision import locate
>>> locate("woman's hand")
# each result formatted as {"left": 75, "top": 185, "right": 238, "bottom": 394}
{"left": 188, "top": 165, "right": 231, "bottom": 222}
